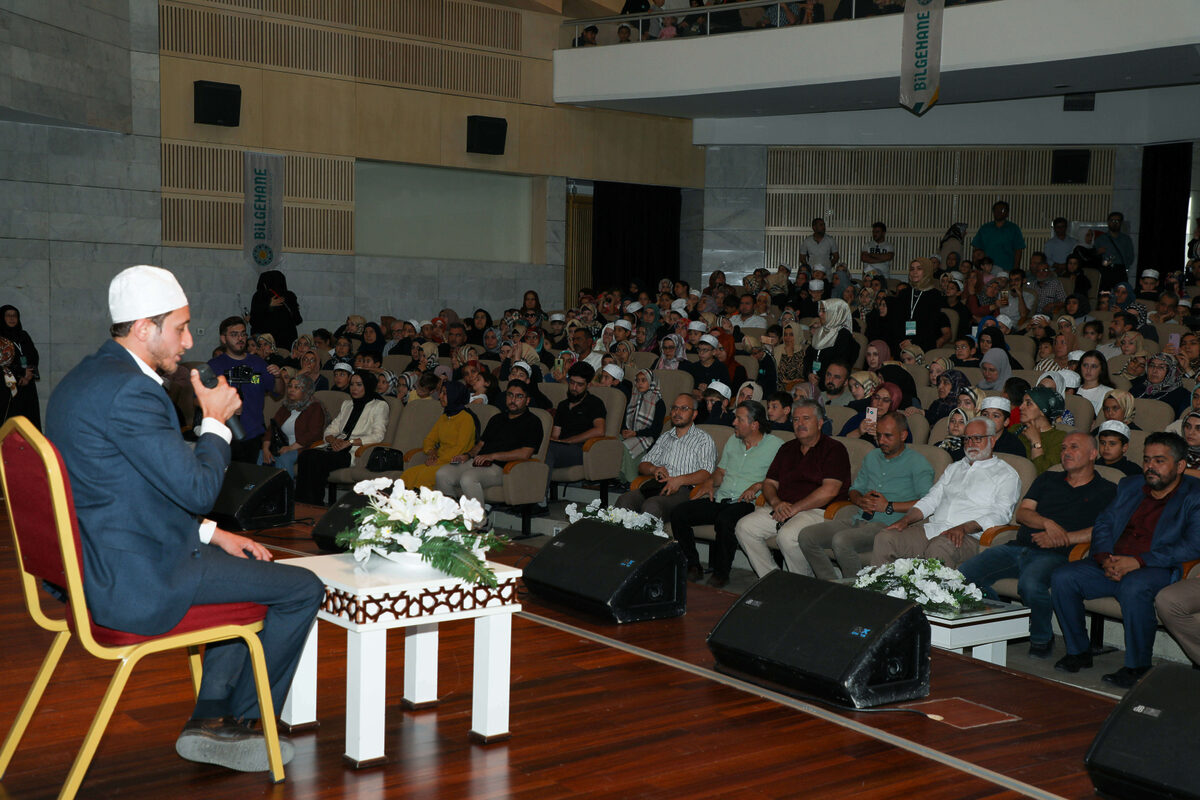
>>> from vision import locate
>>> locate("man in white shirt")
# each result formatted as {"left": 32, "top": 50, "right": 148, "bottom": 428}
{"left": 728, "top": 293, "right": 768, "bottom": 329}
{"left": 1043, "top": 217, "right": 1079, "bottom": 269}
{"left": 870, "top": 416, "right": 1022, "bottom": 568}
{"left": 799, "top": 218, "right": 839, "bottom": 271}
{"left": 615, "top": 393, "right": 716, "bottom": 521}
{"left": 860, "top": 221, "right": 893, "bottom": 280}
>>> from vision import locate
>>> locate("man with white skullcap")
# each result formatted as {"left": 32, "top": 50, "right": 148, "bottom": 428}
{"left": 46, "top": 266, "right": 323, "bottom": 773}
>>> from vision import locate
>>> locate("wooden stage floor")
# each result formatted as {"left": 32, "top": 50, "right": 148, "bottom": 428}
{"left": 0, "top": 506, "right": 1115, "bottom": 799}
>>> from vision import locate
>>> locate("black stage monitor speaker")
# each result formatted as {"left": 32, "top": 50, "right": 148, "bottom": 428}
{"left": 522, "top": 520, "right": 686, "bottom": 623}
{"left": 466, "top": 115, "right": 507, "bottom": 155}
{"left": 310, "top": 492, "right": 371, "bottom": 553}
{"left": 1085, "top": 663, "right": 1200, "bottom": 799}
{"left": 707, "top": 571, "right": 930, "bottom": 709}
{"left": 207, "top": 463, "right": 293, "bottom": 531}
{"left": 194, "top": 80, "right": 241, "bottom": 127}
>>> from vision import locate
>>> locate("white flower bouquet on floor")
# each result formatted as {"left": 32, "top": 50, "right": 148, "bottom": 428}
{"left": 335, "top": 477, "right": 508, "bottom": 586}
{"left": 564, "top": 499, "right": 667, "bottom": 538}
{"left": 853, "top": 557, "right": 984, "bottom": 614}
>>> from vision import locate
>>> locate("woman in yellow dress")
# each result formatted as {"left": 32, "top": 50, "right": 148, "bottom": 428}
{"left": 400, "top": 381, "right": 476, "bottom": 489}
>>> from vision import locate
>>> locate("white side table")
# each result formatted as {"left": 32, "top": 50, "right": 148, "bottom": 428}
{"left": 926, "top": 600, "right": 1031, "bottom": 666}
{"left": 280, "top": 553, "right": 522, "bottom": 767}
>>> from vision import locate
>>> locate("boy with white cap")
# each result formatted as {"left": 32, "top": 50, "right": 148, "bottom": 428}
{"left": 684, "top": 334, "right": 730, "bottom": 394}
{"left": 1096, "top": 419, "right": 1141, "bottom": 476}
{"left": 46, "top": 265, "right": 324, "bottom": 773}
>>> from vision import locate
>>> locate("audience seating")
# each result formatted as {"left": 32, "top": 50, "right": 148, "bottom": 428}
{"left": 1064, "top": 394, "right": 1095, "bottom": 432}
{"left": 629, "top": 351, "right": 657, "bottom": 372}
{"left": 653, "top": 368, "right": 694, "bottom": 404}
{"left": 850, "top": 332, "right": 868, "bottom": 369}
{"left": 314, "top": 389, "right": 352, "bottom": 423}
{"left": 1133, "top": 398, "right": 1174, "bottom": 432}
{"left": 0, "top": 417, "right": 285, "bottom": 797}
{"left": 824, "top": 404, "right": 856, "bottom": 434}
{"left": 550, "top": 385, "right": 627, "bottom": 505}
{"left": 326, "top": 396, "right": 442, "bottom": 490}
{"left": 905, "top": 413, "right": 930, "bottom": 445}
{"left": 480, "top": 408, "right": 554, "bottom": 537}
{"left": 1007, "top": 336, "right": 1035, "bottom": 370}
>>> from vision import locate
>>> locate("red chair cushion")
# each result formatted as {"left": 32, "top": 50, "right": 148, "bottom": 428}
{"left": 89, "top": 602, "right": 269, "bottom": 646}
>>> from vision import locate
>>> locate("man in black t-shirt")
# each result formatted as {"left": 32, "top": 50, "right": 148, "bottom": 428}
{"left": 435, "top": 380, "right": 544, "bottom": 516}
{"left": 958, "top": 432, "right": 1116, "bottom": 659}
{"left": 546, "top": 363, "right": 607, "bottom": 476}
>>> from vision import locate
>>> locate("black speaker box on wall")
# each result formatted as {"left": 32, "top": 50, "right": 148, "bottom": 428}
{"left": 1085, "top": 663, "right": 1200, "bottom": 799}
{"left": 466, "top": 115, "right": 507, "bottom": 155}
{"left": 707, "top": 571, "right": 930, "bottom": 709}
{"left": 522, "top": 520, "right": 687, "bottom": 623}
{"left": 207, "top": 463, "right": 293, "bottom": 531}
{"left": 310, "top": 492, "right": 371, "bottom": 553}
{"left": 194, "top": 80, "right": 242, "bottom": 127}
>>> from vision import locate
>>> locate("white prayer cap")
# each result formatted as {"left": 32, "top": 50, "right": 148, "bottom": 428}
{"left": 671, "top": 298, "right": 688, "bottom": 312}
{"left": 1180, "top": 297, "right": 1193, "bottom": 308}
{"left": 510, "top": 360, "right": 532, "bottom": 376}
{"left": 408, "top": 319, "right": 420, "bottom": 329}
{"left": 949, "top": 271, "right": 965, "bottom": 282}
{"left": 1059, "top": 369, "right": 1081, "bottom": 389}
{"left": 625, "top": 302, "right": 643, "bottom": 313}
{"left": 688, "top": 321, "right": 708, "bottom": 333}
{"left": 549, "top": 313, "right": 566, "bottom": 322}
{"left": 1098, "top": 419, "right": 1131, "bottom": 441}
{"left": 1141, "top": 269, "right": 1160, "bottom": 280}
{"left": 602, "top": 364, "right": 624, "bottom": 382}
{"left": 333, "top": 362, "right": 354, "bottom": 373}
{"left": 108, "top": 265, "right": 188, "bottom": 324}
{"left": 980, "top": 396, "right": 1011, "bottom": 413}
{"left": 699, "top": 334, "right": 720, "bottom": 349}
{"left": 615, "top": 319, "right": 633, "bottom": 330}
{"left": 708, "top": 379, "right": 731, "bottom": 399}
{"left": 809, "top": 279, "right": 825, "bottom": 291}
{"left": 418, "top": 320, "right": 432, "bottom": 328}
{"left": 690, "top": 289, "right": 701, "bottom": 297}
{"left": 1032, "top": 314, "right": 1051, "bottom": 324}
{"left": 1068, "top": 350, "right": 1086, "bottom": 361}
{"left": 996, "top": 314, "right": 1013, "bottom": 328}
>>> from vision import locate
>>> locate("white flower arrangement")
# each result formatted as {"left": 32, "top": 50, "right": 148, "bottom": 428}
{"left": 564, "top": 499, "right": 667, "bottom": 538}
{"left": 853, "top": 557, "right": 984, "bottom": 614}
{"left": 334, "top": 478, "right": 507, "bottom": 586}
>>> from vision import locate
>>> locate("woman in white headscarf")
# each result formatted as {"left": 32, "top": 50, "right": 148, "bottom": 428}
{"left": 976, "top": 347, "right": 1012, "bottom": 392}
{"left": 803, "top": 298, "right": 859, "bottom": 380}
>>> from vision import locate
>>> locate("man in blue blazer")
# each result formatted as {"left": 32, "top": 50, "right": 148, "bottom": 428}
{"left": 1051, "top": 432, "right": 1200, "bottom": 689}
{"left": 46, "top": 265, "right": 324, "bottom": 773}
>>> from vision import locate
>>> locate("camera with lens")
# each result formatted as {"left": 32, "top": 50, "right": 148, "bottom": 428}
{"left": 224, "top": 364, "right": 260, "bottom": 387}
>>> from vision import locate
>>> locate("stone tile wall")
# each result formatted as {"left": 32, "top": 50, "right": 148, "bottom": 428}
{"left": 701, "top": 145, "right": 766, "bottom": 288}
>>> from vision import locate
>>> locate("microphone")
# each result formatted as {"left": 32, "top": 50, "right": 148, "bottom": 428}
{"left": 193, "top": 363, "right": 245, "bottom": 441}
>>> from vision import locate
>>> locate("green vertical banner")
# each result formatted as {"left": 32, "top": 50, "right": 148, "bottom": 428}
{"left": 899, "top": 0, "right": 945, "bottom": 116}
{"left": 243, "top": 151, "right": 285, "bottom": 269}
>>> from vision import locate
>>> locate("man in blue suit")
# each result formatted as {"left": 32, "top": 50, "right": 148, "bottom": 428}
{"left": 46, "top": 265, "right": 324, "bottom": 773}
{"left": 1051, "top": 432, "right": 1200, "bottom": 689}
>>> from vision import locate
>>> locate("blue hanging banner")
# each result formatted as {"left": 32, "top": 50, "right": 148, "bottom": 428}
{"left": 243, "top": 151, "right": 285, "bottom": 269}
{"left": 899, "top": 0, "right": 945, "bottom": 116}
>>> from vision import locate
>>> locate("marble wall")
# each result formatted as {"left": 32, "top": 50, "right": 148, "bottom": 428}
{"left": 678, "top": 188, "right": 704, "bottom": 289}
{"left": 700, "top": 145, "right": 766, "bottom": 289}
{"left": 1110, "top": 145, "right": 1142, "bottom": 283}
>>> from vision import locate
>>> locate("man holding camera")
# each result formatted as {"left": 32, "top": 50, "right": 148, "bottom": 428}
{"left": 209, "top": 316, "right": 284, "bottom": 463}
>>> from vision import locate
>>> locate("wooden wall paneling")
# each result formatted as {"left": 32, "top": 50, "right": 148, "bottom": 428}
{"left": 158, "top": 55, "right": 264, "bottom": 146}
{"left": 354, "top": 83, "right": 443, "bottom": 165}
{"left": 520, "top": 57, "right": 554, "bottom": 107}
{"left": 260, "top": 70, "right": 356, "bottom": 156}
{"left": 566, "top": 193, "right": 593, "bottom": 307}
{"left": 517, "top": 103, "right": 559, "bottom": 178}
{"left": 162, "top": 195, "right": 242, "bottom": 248}
{"left": 555, "top": 108, "right": 597, "bottom": 180}
{"left": 438, "top": 94, "right": 522, "bottom": 171}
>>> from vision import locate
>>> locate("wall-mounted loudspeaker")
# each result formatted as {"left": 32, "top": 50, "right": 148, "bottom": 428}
{"left": 707, "top": 571, "right": 930, "bottom": 709}
{"left": 194, "top": 80, "right": 242, "bottom": 127}
{"left": 466, "top": 115, "right": 507, "bottom": 155}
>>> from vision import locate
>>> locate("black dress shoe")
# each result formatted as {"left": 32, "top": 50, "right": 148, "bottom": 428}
{"left": 1028, "top": 636, "right": 1055, "bottom": 659}
{"left": 1054, "top": 652, "right": 1093, "bottom": 673}
{"left": 176, "top": 717, "right": 294, "bottom": 772}
{"left": 706, "top": 574, "right": 730, "bottom": 589}
{"left": 1102, "top": 665, "right": 1152, "bottom": 689}
{"left": 686, "top": 564, "right": 704, "bottom": 582}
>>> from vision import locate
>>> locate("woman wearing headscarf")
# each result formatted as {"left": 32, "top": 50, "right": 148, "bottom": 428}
{"left": 847, "top": 370, "right": 880, "bottom": 412}
{"left": 399, "top": 382, "right": 477, "bottom": 490}
{"left": 1131, "top": 352, "right": 1191, "bottom": 414}
{"left": 976, "top": 347, "right": 1013, "bottom": 392}
{"left": 888, "top": 258, "right": 944, "bottom": 351}
{"left": 295, "top": 369, "right": 389, "bottom": 504}
{"left": 0, "top": 305, "right": 40, "bottom": 428}
{"left": 655, "top": 333, "right": 686, "bottom": 370}
{"left": 1065, "top": 293, "right": 1093, "bottom": 324}
{"left": 618, "top": 369, "right": 666, "bottom": 483}
{"left": 297, "top": 350, "right": 328, "bottom": 391}
{"left": 712, "top": 330, "right": 748, "bottom": 386}
{"left": 735, "top": 380, "right": 764, "bottom": 405}
{"left": 1015, "top": 387, "right": 1066, "bottom": 474}
{"left": 1094, "top": 389, "right": 1140, "bottom": 431}
{"left": 935, "top": 407, "right": 970, "bottom": 460}
{"left": 803, "top": 298, "right": 859, "bottom": 380}
{"left": 927, "top": 356, "right": 952, "bottom": 385}
{"left": 261, "top": 374, "right": 325, "bottom": 479}
{"left": 249, "top": 270, "right": 302, "bottom": 350}
{"left": 357, "top": 322, "right": 386, "bottom": 359}
{"left": 467, "top": 308, "right": 494, "bottom": 345}
{"left": 1033, "top": 371, "right": 1076, "bottom": 427}
{"left": 976, "top": 326, "right": 1023, "bottom": 370}
{"left": 925, "top": 369, "right": 970, "bottom": 425}
{"left": 0, "top": 337, "right": 16, "bottom": 423}
{"left": 375, "top": 370, "right": 400, "bottom": 397}
{"left": 1111, "top": 282, "right": 1149, "bottom": 327}
{"left": 776, "top": 322, "right": 809, "bottom": 392}
{"left": 864, "top": 339, "right": 918, "bottom": 411}
{"left": 840, "top": 382, "right": 907, "bottom": 445}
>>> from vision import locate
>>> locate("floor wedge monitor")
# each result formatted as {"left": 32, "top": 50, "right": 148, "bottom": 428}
{"left": 707, "top": 571, "right": 930, "bottom": 708}
{"left": 522, "top": 520, "right": 687, "bottom": 623}
{"left": 207, "top": 462, "right": 292, "bottom": 531}
{"left": 310, "top": 491, "right": 371, "bottom": 552}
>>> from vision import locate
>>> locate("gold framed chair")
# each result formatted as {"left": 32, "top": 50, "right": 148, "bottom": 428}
{"left": 0, "top": 417, "right": 286, "bottom": 799}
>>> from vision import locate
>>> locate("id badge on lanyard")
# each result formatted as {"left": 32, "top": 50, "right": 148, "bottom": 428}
{"left": 905, "top": 320, "right": 917, "bottom": 337}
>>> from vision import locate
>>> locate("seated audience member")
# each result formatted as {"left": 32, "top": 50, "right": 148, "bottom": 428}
{"left": 1184, "top": 412, "right": 1200, "bottom": 478}
{"left": 323, "top": 335, "right": 353, "bottom": 370}
{"left": 697, "top": 380, "right": 734, "bottom": 426}
{"left": 1096, "top": 420, "right": 1142, "bottom": 476}
{"left": 797, "top": 413, "right": 935, "bottom": 581}
{"left": 1076, "top": 350, "right": 1114, "bottom": 414}
{"left": 354, "top": 350, "right": 381, "bottom": 373}
{"left": 655, "top": 333, "right": 686, "bottom": 369}
{"left": 467, "top": 370, "right": 502, "bottom": 407}
{"left": 841, "top": 382, "right": 906, "bottom": 446}
{"left": 616, "top": 393, "right": 716, "bottom": 521}
{"left": 1015, "top": 387, "right": 1067, "bottom": 473}
{"left": 925, "top": 369, "right": 969, "bottom": 425}
{"left": 509, "top": 361, "right": 553, "bottom": 410}
{"left": 952, "top": 337, "right": 981, "bottom": 368}
{"left": 1174, "top": 331, "right": 1199, "bottom": 380}
{"left": 1052, "top": 433, "right": 1200, "bottom": 688}
{"left": 398, "top": 383, "right": 476, "bottom": 490}
{"left": 330, "top": 361, "right": 354, "bottom": 393}
{"left": 544, "top": 363, "right": 607, "bottom": 487}
{"left": 959, "top": 433, "right": 1116, "bottom": 658}
{"left": 764, "top": 391, "right": 794, "bottom": 431}
{"left": 298, "top": 350, "right": 328, "bottom": 391}
{"left": 975, "top": 347, "right": 1012, "bottom": 392}
{"left": 977, "top": 396, "right": 1029, "bottom": 457}
{"left": 438, "top": 321, "right": 468, "bottom": 357}
{"left": 736, "top": 380, "right": 763, "bottom": 406}
{"left": 1095, "top": 388, "right": 1140, "bottom": 431}
{"left": 957, "top": 385, "right": 983, "bottom": 417}
{"left": 804, "top": 298, "right": 859, "bottom": 378}
{"left": 413, "top": 370, "right": 440, "bottom": 400}
{"left": 818, "top": 360, "right": 853, "bottom": 408}
{"left": 295, "top": 370, "right": 390, "bottom": 505}
{"left": 734, "top": 400, "right": 851, "bottom": 577}
{"left": 261, "top": 374, "right": 325, "bottom": 480}
{"left": 435, "top": 379, "right": 544, "bottom": 523}
{"left": 619, "top": 369, "right": 667, "bottom": 483}
{"left": 686, "top": 334, "right": 732, "bottom": 394}
{"left": 1131, "top": 353, "right": 1191, "bottom": 415}
{"left": 745, "top": 337, "right": 778, "bottom": 395}
{"left": 669, "top": 401, "right": 783, "bottom": 588}
{"left": 728, "top": 293, "right": 768, "bottom": 329}
{"left": 598, "top": 362, "right": 632, "bottom": 401}
{"left": 872, "top": 416, "right": 1022, "bottom": 568}
{"left": 934, "top": 407, "right": 969, "bottom": 458}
